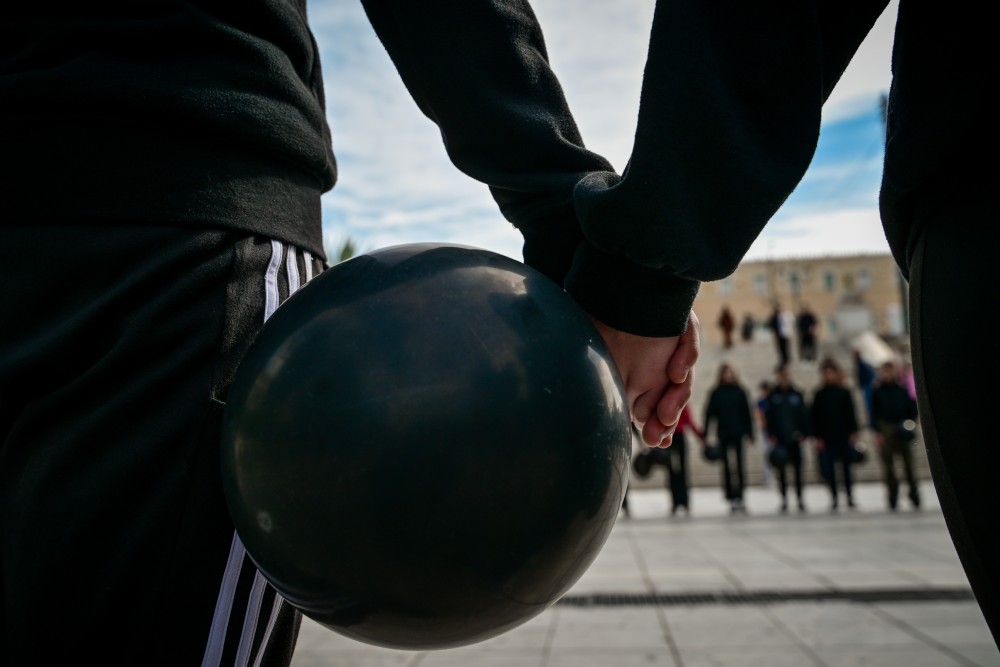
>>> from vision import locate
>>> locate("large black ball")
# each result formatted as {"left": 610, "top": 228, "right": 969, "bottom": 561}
{"left": 220, "top": 243, "right": 630, "bottom": 650}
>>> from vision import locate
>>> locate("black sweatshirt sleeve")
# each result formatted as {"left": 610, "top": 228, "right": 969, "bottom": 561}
{"left": 358, "top": 0, "right": 888, "bottom": 337}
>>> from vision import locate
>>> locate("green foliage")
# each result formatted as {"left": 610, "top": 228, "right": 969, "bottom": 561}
{"left": 336, "top": 238, "right": 358, "bottom": 263}
{"left": 325, "top": 236, "right": 365, "bottom": 264}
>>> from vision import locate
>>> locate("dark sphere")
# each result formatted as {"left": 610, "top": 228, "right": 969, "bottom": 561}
{"left": 702, "top": 442, "right": 724, "bottom": 462}
{"left": 768, "top": 445, "right": 791, "bottom": 468}
{"left": 220, "top": 243, "right": 630, "bottom": 650}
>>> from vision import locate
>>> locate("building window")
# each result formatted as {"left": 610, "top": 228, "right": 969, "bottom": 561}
{"left": 885, "top": 303, "right": 904, "bottom": 336}
{"left": 753, "top": 273, "right": 767, "bottom": 295}
{"left": 789, "top": 271, "right": 801, "bottom": 296}
{"left": 823, "top": 270, "right": 836, "bottom": 292}
{"left": 718, "top": 277, "right": 733, "bottom": 296}
{"left": 858, "top": 268, "right": 871, "bottom": 291}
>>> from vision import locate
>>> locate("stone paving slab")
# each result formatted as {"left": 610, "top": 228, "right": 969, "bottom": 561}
{"left": 289, "top": 482, "right": 1000, "bottom": 666}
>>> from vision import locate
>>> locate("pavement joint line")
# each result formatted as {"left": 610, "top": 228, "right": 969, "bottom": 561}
{"left": 555, "top": 587, "right": 975, "bottom": 607}
{"left": 651, "top": 601, "right": 684, "bottom": 667}
{"left": 867, "top": 603, "right": 984, "bottom": 667}
{"left": 760, "top": 605, "right": 829, "bottom": 667}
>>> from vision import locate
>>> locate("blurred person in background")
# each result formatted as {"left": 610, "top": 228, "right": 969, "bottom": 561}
{"left": 768, "top": 302, "right": 793, "bottom": 366}
{"left": 765, "top": 363, "right": 811, "bottom": 513}
{"left": 871, "top": 360, "right": 921, "bottom": 511}
{"left": 659, "top": 402, "right": 705, "bottom": 516}
{"left": 703, "top": 363, "right": 755, "bottom": 514}
{"left": 795, "top": 302, "right": 819, "bottom": 363}
{"left": 810, "top": 357, "right": 861, "bottom": 510}
{"left": 755, "top": 380, "right": 776, "bottom": 487}
{"left": 717, "top": 305, "right": 736, "bottom": 349}
{"left": 740, "top": 312, "right": 756, "bottom": 344}
{"left": 853, "top": 349, "right": 877, "bottom": 428}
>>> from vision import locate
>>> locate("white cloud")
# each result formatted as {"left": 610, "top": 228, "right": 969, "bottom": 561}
{"left": 745, "top": 208, "right": 891, "bottom": 262}
{"left": 529, "top": 1, "right": 654, "bottom": 171}
{"left": 313, "top": 1, "right": 518, "bottom": 260}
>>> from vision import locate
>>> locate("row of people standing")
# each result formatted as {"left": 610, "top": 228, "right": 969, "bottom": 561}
{"left": 700, "top": 360, "right": 814, "bottom": 513}
{"left": 636, "top": 354, "right": 921, "bottom": 515}
{"left": 767, "top": 302, "right": 820, "bottom": 365}
{"left": 755, "top": 356, "right": 920, "bottom": 512}
{"left": 717, "top": 302, "right": 820, "bottom": 365}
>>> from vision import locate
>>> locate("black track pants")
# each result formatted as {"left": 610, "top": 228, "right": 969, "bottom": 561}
{"left": 0, "top": 223, "right": 325, "bottom": 666}
{"left": 909, "top": 202, "right": 1000, "bottom": 646}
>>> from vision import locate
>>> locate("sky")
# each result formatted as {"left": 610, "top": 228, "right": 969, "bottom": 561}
{"left": 309, "top": 1, "right": 900, "bottom": 265}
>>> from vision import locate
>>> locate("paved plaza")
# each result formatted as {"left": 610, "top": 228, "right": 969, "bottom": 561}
{"left": 289, "top": 480, "right": 999, "bottom": 667}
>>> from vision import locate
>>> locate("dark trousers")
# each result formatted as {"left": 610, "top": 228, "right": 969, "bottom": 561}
{"left": 909, "top": 190, "right": 999, "bottom": 645}
{"left": 876, "top": 426, "right": 920, "bottom": 509}
{"left": 0, "top": 224, "right": 321, "bottom": 666}
{"left": 775, "top": 335, "right": 790, "bottom": 365}
{"left": 775, "top": 442, "right": 804, "bottom": 502}
{"left": 720, "top": 438, "right": 745, "bottom": 501}
{"left": 798, "top": 334, "right": 817, "bottom": 361}
{"left": 663, "top": 433, "right": 690, "bottom": 509}
{"left": 819, "top": 440, "right": 854, "bottom": 503}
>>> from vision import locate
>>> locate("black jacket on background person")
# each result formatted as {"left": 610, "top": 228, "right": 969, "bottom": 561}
{"left": 871, "top": 379, "right": 918, "bottom": 427}
{"left": 811, "top": 385, "right": 860, "bottom": 443}
{"left": 703, "top": 384, "right": 754, "bottom": 443}
{"left": 765, "top": 386, "right": 810, "bottom": 445}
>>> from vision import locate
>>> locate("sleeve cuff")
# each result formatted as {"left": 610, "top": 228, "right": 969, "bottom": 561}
{"left": 564, "top": 241, "right": 699, "bottom": 338}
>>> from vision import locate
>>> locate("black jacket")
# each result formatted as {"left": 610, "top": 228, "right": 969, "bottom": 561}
{"left": 704, "top": 383, "right": 753, "bottom": 443}
{"left": 765, "top": 385, "right": 810, "bottom": 444}
{"left": 2, "top": 1, "right": 334, "bottom": 259}
{"left": 810, "top": 384, "right": 860, "bottom": 443}
{"left": 871, "top": 380, "right": 918, "bottom": 425}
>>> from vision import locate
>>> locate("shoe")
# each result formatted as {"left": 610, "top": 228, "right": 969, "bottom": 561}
{"left": 847, "top": 496, "right": 856, "bottom": 509}
{"left": 798, "top": 499, "right": 807, "bottom": 513}
{"left": 780, "top": 499, "right": 788, "bottom": 513}
{"left": 830, "top": 499, "right": 839, "bottom": 512}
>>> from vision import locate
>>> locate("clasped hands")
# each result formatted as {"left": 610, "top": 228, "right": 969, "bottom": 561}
{"left": 589, "top": 311, "right": 700, "bottom": 448}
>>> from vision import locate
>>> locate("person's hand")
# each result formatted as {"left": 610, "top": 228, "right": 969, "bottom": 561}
{"left": 589, "top": 311, "right": 700, "bottom": 448}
